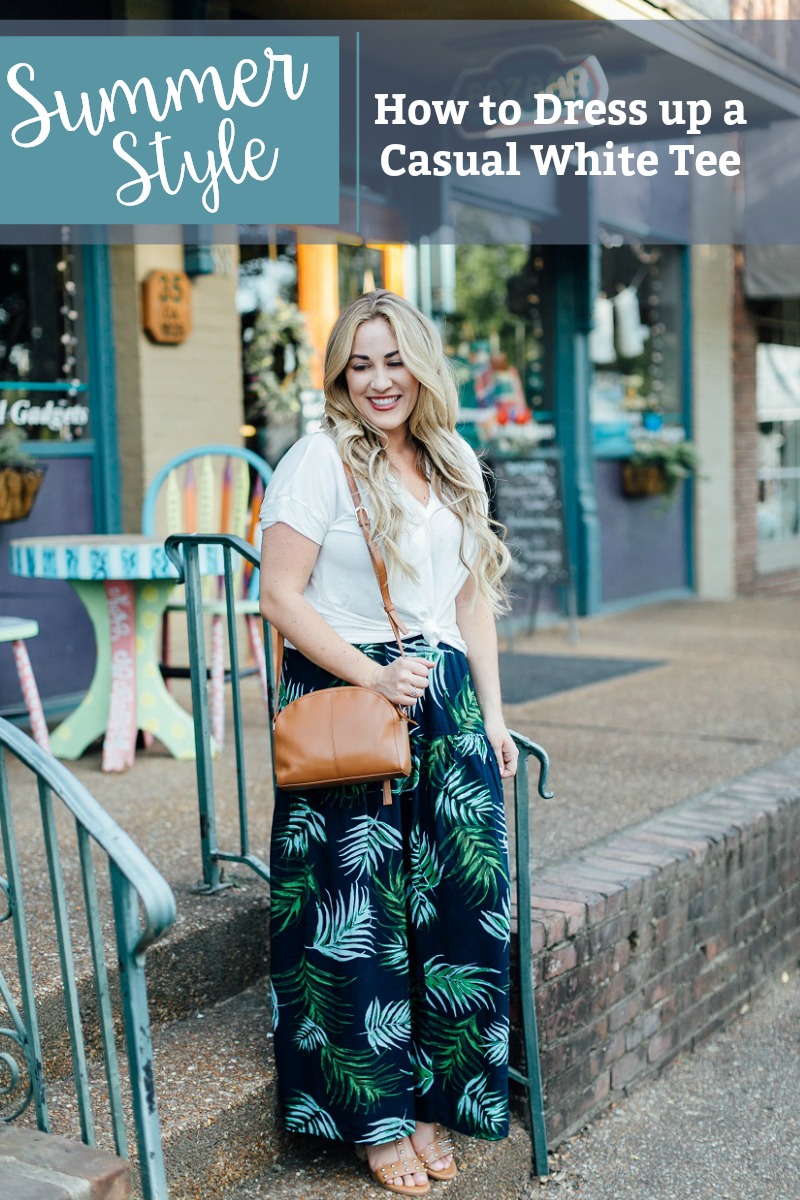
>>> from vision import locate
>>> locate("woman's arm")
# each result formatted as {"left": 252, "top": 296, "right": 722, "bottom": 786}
{"left": 260, "top": 521, "right": 432, "bottom": 707}
{"left": 455, "top": 574, "right": 518, "bottom": 779}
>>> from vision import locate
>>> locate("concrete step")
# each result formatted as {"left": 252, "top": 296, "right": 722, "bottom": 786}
{"left": 220, "top": 1116, "right": 535, "bottom": 1200}
{"left": 32, "top": 883, "right": 271, "bottom": 1082}
{"left": 41, "top": 983, "right": 282, "bottom": 1200}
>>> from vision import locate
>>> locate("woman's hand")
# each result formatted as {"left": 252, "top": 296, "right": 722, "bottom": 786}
{"left": 369, "top": 656, "right": 433, "bottom": 707}
{"left": 484, "top": 717, "right": 519, "bottom": 779}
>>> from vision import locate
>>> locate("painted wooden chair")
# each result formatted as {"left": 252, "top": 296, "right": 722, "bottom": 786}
{"left": 142, "top": 445, "right": 273, "bottom": 748}
{"left": 0, "top": 616, "right": 51, "bottom": 752}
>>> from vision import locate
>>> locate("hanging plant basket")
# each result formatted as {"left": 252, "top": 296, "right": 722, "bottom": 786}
{"left": 0, "top": 466, "right": 46, "bottom": 523}
{"left": 620, "top": 461, "right": 666, "bottom": 499}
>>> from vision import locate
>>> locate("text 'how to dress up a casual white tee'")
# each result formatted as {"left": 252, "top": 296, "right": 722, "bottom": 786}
{"left": 259, "top": 430, "right": 486, "bottom": 654}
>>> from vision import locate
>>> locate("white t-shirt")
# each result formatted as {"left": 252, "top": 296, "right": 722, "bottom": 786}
{"left": 259, "top": 430, "right": 485, "bottom": 653}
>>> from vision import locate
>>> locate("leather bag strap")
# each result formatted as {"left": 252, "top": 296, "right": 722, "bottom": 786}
{"left": 273, "top": 459, "right": 408, "bottom": 711}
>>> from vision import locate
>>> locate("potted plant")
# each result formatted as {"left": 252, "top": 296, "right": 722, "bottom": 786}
{"left": 0, "top": 426, "right": 46, "bottom": 523}
{"left": 621, "top": 438, "right": 702, "bottom": 508}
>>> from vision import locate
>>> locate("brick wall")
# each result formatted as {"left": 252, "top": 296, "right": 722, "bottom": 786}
{"left": 521, "top": 749, "right": 800, "bottom": 1143}
{"left": 732, "top": 250, "right": 800, "bottom": 597}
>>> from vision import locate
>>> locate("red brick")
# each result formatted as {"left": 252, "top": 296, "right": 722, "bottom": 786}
{"left": 528, "top": 890, "right": 588, "bottom": 937}
{"left": 0, "top": 1129, "right": 130, "bottom": 1200}
{"left": 544, "top": 942, "right": 579, "bottom": 980}
{"left": 611, "top": 1047, "right": 648, "bottom": 1091}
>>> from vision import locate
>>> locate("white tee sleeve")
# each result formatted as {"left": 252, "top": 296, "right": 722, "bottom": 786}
{"left": 259, "top": 433, "right": 343, "bottom": 546}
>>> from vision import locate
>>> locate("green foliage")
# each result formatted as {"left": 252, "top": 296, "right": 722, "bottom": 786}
{"left": 0, "top": 426, "right": 36, "bottom": 470}
{"left": 243, "top": 299, "right": 312, "bottom": 421}
{"left": 629, "top": 438, "right": 703, "bottom": 506}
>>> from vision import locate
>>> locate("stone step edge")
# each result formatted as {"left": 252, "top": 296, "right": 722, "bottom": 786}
{"left": 526, "top": 745, "right": 800, "bottom": 1144}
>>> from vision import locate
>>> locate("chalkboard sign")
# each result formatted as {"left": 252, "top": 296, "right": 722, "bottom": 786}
{"left": 487, "top": 451, "right": 571, "bottom": 587}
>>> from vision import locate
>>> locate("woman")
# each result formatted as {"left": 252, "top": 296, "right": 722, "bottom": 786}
{"left": 260, "top": 290, "right": 517, "bottom": 1196}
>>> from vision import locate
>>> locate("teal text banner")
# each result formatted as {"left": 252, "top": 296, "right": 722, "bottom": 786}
{"left": 0, "top": 36, "right": 339, "bottom": 224}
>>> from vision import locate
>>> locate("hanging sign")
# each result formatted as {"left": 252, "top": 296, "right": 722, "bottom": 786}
{"left": 142, "top": 270, "right": 192, "bottom": 344}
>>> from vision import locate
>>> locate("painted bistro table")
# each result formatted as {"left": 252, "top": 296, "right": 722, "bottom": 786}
{"left": 9, "top": 534, "right": 223, "bottom": 772}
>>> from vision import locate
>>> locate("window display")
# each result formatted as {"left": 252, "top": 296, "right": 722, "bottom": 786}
{"left": 590, "top": 242, "right": 685, "bottom": 455}
{"left": 0, "top": 242, "right": 90, "bottom": 442}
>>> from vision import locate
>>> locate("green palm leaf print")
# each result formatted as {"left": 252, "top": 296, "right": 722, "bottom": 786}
{"left": 423, "top": 957, "right": 501, "bottom": 1016}
{"left": 444, "top": 675, "right": 484, "bottom": 732}
{"left": 276, "top": 800, "right": 327, "bottom": 858}
{"left": 374, "top": 862, "right": 408, "bottom": 928}
{"left": 283, "top": 1091, "right": 341, "bottom": 1139}
{"left": 310, "top": 886, "right": 375, "bottom": 961}
{"left": 424, "top": 1011, "right": 483, "bottom": 1089}
{"left": 479, "top": 893, "right": 511, "bottom": 944}
{"left": 456, "top": 1073, "right": 508, "bottom": 1134}
{"left": 378, "top": 928, "right": 409, "bottom": 974}
{"left": 482, "top": 1018, "right": 509, "bottom": 1066}
{"left": 443, "top": 819, "right": 509, "bottom": 908}
{"left": 358, "top": 1116, "right": 415, "bottom": 1144}
{"left": 364, "top": 998, "right": 412, "bottom": 1053}
{"left": 434, "top": 761, "right": 494, "bottom": 826}
{"left": 409, "top": 1042, "right": 435, "bottom": 1095}
{"left": 339, "top": 814, "right": 403, "bottom": 878}
{"left": 271, "top": 861, "right": 320, "bottom": 933}
{"left": 320, "top": 1042, "right": 405, "bottom": 1110}
{"left": 408, "top": 828, "right": 443, "bottom": 927}
{"left": 271, "top": 953, "right": 353, "bottom": 1032}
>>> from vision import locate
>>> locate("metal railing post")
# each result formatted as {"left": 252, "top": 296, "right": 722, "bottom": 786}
{"left": 509, "top": 731, "right": 553, "bottom": 1179}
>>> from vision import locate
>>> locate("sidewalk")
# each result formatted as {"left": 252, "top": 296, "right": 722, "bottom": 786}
{"left": 533, "top": 964, "right": 800, "bottom": 1200}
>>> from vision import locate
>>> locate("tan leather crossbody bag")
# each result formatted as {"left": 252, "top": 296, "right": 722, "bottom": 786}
{"left": 272, "top": 463, "right": 412, "bottom": 806}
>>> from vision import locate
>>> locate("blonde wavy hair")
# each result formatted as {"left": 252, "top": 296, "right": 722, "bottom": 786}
{"left": 323, "top": 290, "right": 511, "bottom": 614}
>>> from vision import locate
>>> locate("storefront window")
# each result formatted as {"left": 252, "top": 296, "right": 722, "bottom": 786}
{"left": 0, "top": 245, "right": 90, "bottom": 442}
{"left": 338, "top": 244, "right": 385, "bottom": 307}
{"left": 753, "top": 300, "right": 800, "bottom": 559}
{"left": 238, "top": 243, "right": 306, "bottom": 466}
{"left": 450, "top": 242, "right": 550, "bottom": 452}
{"left": 590, "top": 242, "right": 684, "bottom": 455}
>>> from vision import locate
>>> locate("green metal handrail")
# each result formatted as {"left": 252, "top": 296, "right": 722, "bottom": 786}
{"left": 166, "top": 531, "right": 553, "bottom": 1177}
{"left": 0, "top": 717, "right": 176, "bottom": 1200}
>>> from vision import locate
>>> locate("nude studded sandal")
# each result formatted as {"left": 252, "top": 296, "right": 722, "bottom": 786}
{"left": 413, "top": 1125, "right": 457, "bottom": 1181}
{"left": 356, "top": 1138, "right": 431, "bottom": 1196}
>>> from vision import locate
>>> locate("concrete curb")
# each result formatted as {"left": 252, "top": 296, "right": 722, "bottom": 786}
{"left": 528, "top": 747, "right": 800, "bottom": 1143}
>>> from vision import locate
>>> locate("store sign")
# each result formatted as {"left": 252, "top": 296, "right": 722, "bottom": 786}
{"left": 0, "top": 397, "right": 89, "bottom": 431}
{"left": 142, "top": 269, "right": 192, "bottom": 345}
{"left": 453, "top": 46, "right": 609, "bottom": 139}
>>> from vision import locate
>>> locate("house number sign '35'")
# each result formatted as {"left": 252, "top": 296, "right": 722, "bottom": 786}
{"left": 142, "top": 269, "right": 192, "bottom": 344}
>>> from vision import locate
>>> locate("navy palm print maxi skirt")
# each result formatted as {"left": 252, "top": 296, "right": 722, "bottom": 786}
{"left": 269, "top": 636, "right": 511, "bottom": 1145}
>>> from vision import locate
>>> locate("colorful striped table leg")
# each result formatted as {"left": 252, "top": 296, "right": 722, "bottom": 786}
{"left": 11, "top": 639, "right": 51, "bottom": 753}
